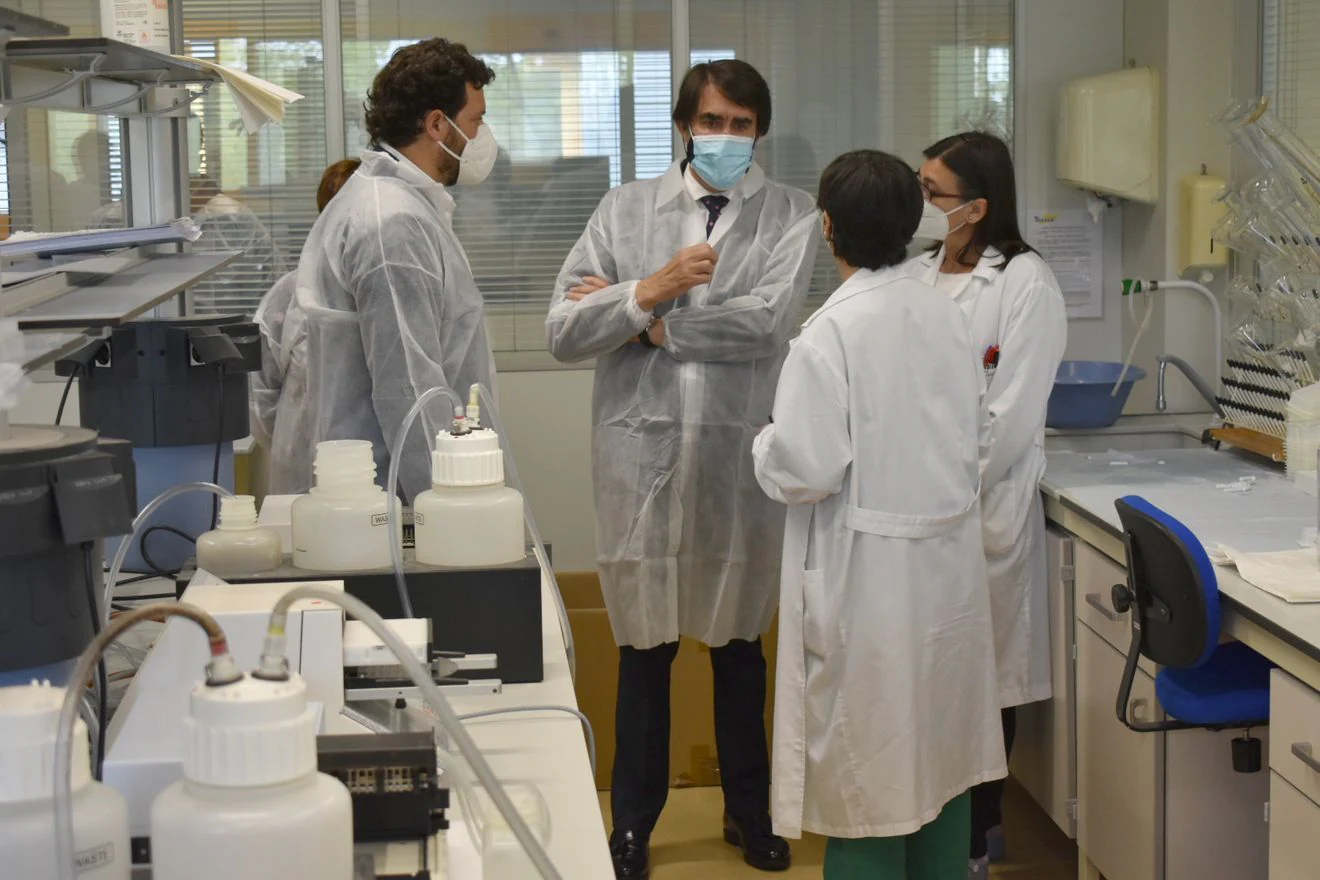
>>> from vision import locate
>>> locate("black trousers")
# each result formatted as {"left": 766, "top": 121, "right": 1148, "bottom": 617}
{"left": 610, "top": 638, "right": 772, "bottom": 837}
{"left": 970, "top": 706, "right": 1018, "bottom": 859}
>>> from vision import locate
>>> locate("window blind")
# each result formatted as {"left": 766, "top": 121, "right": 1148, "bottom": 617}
{"left": 177, "top": 0, "right": 327, "bottom": 316}
{"left": 1261, "top": 0, "right": 1320, "bottom": 151}
{"left": 692, "top": 0, "right": 1014, "bottom": 307}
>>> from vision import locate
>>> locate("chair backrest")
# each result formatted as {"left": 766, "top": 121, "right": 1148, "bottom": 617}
{"left": 1114, "top": 495, "right": 1221, "bottom": 669}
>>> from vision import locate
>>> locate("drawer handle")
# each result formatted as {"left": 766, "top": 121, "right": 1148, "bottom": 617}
{"left": 1086, "top": 592, "right": 1124, "bottom": 623}
{"left": 1293, "top": 742, "right": 1320, "bottom": 774}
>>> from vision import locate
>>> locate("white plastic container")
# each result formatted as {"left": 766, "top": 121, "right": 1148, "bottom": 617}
{"left": 0, "top": 682, "right": 130, "bottom": 880}
{"left": 413, "top": 428, "right": 525, "bottom": 567}
{"left": 150, "top": 673, "right": 352, "bottom": 880}
{"left": 1286, "top": 382, "right": 1320, "bottom": 491}
{"left": 196, "top": 495, "right": 282, "bottom": 575}
{"left": 292, "top": 440, "right": 398, "bottom": 571}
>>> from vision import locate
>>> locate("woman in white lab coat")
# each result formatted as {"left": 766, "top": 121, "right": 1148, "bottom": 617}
{"left": 753, "top": 149, "right": 1006, "bottom": 880}
{"left": 905, "top": 132, "right": 1068, "bottom": 877}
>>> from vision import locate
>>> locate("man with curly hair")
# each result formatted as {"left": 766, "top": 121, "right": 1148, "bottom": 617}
{"left": 270, "top": 38, "right": 500, "bottom": 501}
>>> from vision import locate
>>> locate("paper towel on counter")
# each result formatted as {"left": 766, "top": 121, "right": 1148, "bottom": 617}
{"left": 1211, "top": 544, "right": 1320, "bottom": 603}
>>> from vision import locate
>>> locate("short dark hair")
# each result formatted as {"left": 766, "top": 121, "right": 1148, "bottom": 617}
{"left": 317, "top": 158, "right": 360, "bottom": 213}
{"left": 923, "top": 131, "right": 1036, "bottom": 269}
{"left": 672, "top": 60, "right": 772, "bottom": 137}
{"left": 364, "top": 39, "right": 495, "bottom": 148}
{"left": 817, "top": 150, "right": 922, "bottom": 271}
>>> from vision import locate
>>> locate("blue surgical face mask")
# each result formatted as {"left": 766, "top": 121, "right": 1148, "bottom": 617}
{"left": 689, "top": 131, "right": 756, "bottom": 191}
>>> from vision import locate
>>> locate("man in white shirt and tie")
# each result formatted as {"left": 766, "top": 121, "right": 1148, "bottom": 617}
{"left": 547, "top": 59, "right": 820, "bottom": 880}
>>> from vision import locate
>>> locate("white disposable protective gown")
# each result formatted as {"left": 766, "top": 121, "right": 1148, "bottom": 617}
{"left": 272, "top": 147, "right": 497, "bottom": 501}
{"left": 752, "top": 266, "right": 1006, "bottom": 839}
{"left": 250, "top": 270, "right": 295, "bottom": 450}
{"left": 906, "top": 247, "right": 1067, "bottom": 708}
{"left": 546, "top": 161, "right": 819, "bottom": 649}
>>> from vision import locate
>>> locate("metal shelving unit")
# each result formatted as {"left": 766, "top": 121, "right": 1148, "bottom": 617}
{"left": 0, "top": 36, "right": 220, "bottom": 116}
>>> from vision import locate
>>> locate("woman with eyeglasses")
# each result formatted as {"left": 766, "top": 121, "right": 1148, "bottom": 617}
{"left": 906, "top": 131, "right": 1068, "bottom": 880}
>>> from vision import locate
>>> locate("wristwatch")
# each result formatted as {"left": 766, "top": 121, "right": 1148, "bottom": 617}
{"left": 638, "top": 315, "right": 659, "bottom": 348}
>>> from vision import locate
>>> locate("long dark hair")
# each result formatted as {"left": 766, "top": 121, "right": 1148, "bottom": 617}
{"left": 924, "top": 131, "right": 1035, "bottom": 270}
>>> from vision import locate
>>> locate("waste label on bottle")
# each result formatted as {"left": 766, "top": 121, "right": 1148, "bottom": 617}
{"left": 75, "top": 842, "right": 115, "bottom": 874}
{"left": 371, "top": 513, "right": 390, "bottom": 527}
{"left": 412, "top": 513, "right": 425, "bottom": 526}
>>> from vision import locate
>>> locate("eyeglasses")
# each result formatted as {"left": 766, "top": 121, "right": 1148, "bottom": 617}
{"left": 920, "top": 178, "right": 963, "bottom": 201}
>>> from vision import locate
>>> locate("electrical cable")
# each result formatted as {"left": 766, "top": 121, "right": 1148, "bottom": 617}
{"left": 211, "top": 365, "right": 225, "bottom": 530}
{"left": 114, "top": 573, "right": 157, "bottom": 587}
{"left": 457, "top": 706, "right": 597, "bottom": 777}
{"left": 138, "top": 525, "right": 194, "bottom": 580}
{"left": 80, "top": 545, "right": 108, "bottom": 782}
{"left": 54, "top": 370, "right": 76, "bottom": 426}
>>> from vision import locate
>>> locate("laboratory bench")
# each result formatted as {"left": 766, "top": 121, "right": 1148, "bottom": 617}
{"left": 1022, "top": 420, "right": 1320, "bottom": 880}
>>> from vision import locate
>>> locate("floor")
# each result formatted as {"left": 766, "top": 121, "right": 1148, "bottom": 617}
{"left": 598, "top": 779, "right": 1077, "bottom": 879}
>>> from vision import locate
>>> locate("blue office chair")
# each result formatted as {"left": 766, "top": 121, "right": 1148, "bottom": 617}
{"left": 1110, "top": 495, "right": 1273, "bottom": 772}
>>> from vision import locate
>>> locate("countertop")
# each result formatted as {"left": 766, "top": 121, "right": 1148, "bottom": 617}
{"left": 1042, "top": 446, "right": 1320, "bottom": 666}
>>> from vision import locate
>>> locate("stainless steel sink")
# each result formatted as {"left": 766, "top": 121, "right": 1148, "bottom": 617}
{"left": 1045, "top": 425, "right": 1207, "bottom": 453}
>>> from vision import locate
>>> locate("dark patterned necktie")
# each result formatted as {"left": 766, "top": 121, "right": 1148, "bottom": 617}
{"left": 699, "top": 194, "right": 730, "bottom": 239}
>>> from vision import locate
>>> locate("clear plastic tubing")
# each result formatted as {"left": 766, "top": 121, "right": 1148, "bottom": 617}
{"left": 474, "top": 384, "right": 576, "bottom": 680}
{"left": 386, "top": 385, "right": 465, "bottom": 620}
{"left": 259, "top": 586, "right": 563, "bottom": 880}
{"left": 102, "top": 481, "right": 233, "bottom": 623}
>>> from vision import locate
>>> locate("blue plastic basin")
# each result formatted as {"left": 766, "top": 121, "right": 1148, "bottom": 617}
{"left": 1046, "top": 361, "right": 1148, "bottom": 430}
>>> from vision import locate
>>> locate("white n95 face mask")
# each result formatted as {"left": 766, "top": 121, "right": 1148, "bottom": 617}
{"left": 914, "top": 198, "right": 969, "bottom": 242}
{"left": 438, "top": 116, "right": 498, "bottom": 185}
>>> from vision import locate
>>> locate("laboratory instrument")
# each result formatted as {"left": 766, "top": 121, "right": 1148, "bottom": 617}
{"left": 316, "top": 731, "right": 449, "bottom": 842}
{"left": 195, "top": 494, "right": 281, "bottom": 575}
{"left": 102, "top": 577, "right": 497, "bottom": 850}
{"left": 414, "top": 425, "right": 525, "bottom": 567}
{"left": 292, "top": 439, "right": 398, "bottom": 572}
{"left": 0, "top": 423, "right": 134, "bottom": 686}
{"left": 0, "top": 681, "right": 129, "bottom": 880}
{"left": 56, "top": 316, "right": 259, "bottom": 573}
{"left": 149, "top": 673, "right": 353, "bottom": 880}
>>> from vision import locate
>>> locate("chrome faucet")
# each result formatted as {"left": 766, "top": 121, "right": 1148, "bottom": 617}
{"left": 1157, "top": 355, "right": 1224, "bottom": 417}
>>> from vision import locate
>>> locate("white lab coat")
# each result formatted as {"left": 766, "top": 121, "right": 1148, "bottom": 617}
{"left": 906, "top": 247, "right": 1068, "bottom": 708}
{"left": 753, "top": 267, "right": 1006, "bottom": 839}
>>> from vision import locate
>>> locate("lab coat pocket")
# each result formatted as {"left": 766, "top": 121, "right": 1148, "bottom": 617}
{"left": 801, "top": 569, "right": 830, "bottom": 658}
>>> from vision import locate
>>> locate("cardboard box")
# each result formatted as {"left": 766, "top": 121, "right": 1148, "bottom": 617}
{"left": 560, "top": 571, "right": 779, "bottom": 792}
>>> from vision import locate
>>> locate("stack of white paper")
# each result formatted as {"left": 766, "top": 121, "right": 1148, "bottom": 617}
{"left": 1211, "top": 544, "right": 1320, "bottom": 603}
{"left": 176, "top": 56, "right": 304, "bottom": 134}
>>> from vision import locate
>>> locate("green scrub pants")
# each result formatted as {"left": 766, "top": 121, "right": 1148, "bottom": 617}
{"left": 824, "top": 792, "right": 971, "bottom": 880}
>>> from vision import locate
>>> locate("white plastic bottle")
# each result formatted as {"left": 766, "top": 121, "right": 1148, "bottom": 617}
{"left": 195, "top": 495, "right": 282, "bottom": 575}
{"left": 292, "top": 439, "right": 397, "bottom": 571}
{"left": 0, "top": 681, "right": 130, "bottom": 880}
{"left": 413, "top": 428, "right": 525, "bottom": 566}
{"left": 150, "top": 673, "right": 353, "bottom": 880}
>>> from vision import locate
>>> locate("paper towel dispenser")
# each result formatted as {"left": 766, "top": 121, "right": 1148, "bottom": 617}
{"left": 1057, "top": 66, "right": 1161, "bottom": 204}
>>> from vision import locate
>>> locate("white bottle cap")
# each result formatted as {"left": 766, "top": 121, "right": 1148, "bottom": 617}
{"left": 432, "top": 428, "right": 505, "bottom": 487}
{"left": 0, "top": 681, "right": 91, "bottom": 802}
{"left": 218, "top": 495, "right": 260, "bottom": 530}
{"left": 184, "top": 673, "right": 317, "bottom": 788}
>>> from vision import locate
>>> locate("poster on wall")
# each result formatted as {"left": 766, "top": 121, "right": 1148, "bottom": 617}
{"left": 1028, "top": 208, "right": 1104, "bottom": 319}
{"left": 100, "top": 0, "right": 171, "bottom": 52}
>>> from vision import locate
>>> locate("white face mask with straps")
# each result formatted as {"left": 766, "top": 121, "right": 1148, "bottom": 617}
{"left": 437, "top": 114, "right": 498, "bottom": 185}
{"left": 913, "top": 198, "right": 971, "bottom": 242}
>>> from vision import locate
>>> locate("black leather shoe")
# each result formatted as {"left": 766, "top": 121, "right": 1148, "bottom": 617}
{"left": 610, "top": 829, "right": 650, "bottom": 879}
{"left": 723, "top": 814, "right": 792, "bottom": 872}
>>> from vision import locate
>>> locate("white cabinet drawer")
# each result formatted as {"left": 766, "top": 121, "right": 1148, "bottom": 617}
{"left": 1269, "top": 772, "right": 1320, "bottom": 880}
{"left": 1076, "top": 624, "right": 1162, "bottom": 880}
{"left": 1270, "top": 670, "right": 1320, "bottom": 803}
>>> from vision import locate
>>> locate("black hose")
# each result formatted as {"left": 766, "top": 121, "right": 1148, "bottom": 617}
{"left": 138, "top": 525, "right": 196, "bottom": 580}
{"left": 212, "top": 366, "right": 225, "bottom": 529}
{"left": 54, "top": 371, "right": 76, "bottom": 426}
{"left": 81, "top": 545, "right": 108, "bottom": 781}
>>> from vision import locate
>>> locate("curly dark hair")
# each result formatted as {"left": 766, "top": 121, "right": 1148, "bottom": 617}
{"left": 818, "top": 150, "right": 922, "bottom": 271}
{"left": 364, "top": 38, "right": 495, "bottom": 148}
